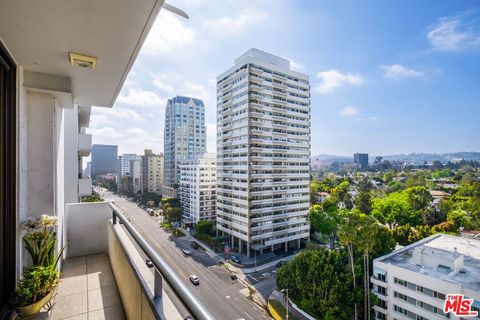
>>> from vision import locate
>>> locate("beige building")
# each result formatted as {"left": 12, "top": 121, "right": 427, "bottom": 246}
{"left": 141, "top": 149, "right": 164, "bottom": 195}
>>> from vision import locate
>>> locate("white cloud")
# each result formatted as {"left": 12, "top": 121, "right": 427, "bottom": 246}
{"left": 428, "top": 13, "right": 480, "bottom": 51}
{"left": 142, "top": 11, "right": 194, "bottom": 56}
{"left": 202, "top": 8, "right": 267, "bottom": 37}
{"left": 314, "top": 70, "right": 364, "bottom": 94}
{"left": 381, "top": 64, "right": 425, "bottom": 79}
{"left": 116, "top": 88, "right": 166, "bottom": 108}
{"left": 339, "top": 106, "right": 359, "bottom": 117}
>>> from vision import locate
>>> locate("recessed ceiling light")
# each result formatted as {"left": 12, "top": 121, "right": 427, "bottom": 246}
{"left": 69, "top": 52, "right": 97, "bottom": 70}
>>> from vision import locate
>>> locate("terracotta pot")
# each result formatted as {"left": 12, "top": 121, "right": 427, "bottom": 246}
{"left": 16, "top": 289, "right": 55, "bottom": 317}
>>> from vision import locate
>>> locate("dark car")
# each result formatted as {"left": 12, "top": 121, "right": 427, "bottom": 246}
{"left": 276, "top": 261, "right": 284, "bottom": 268}
{"left": 190, "top": 241, "right": 199, "bottom": 249}
{"left": 231, "top": 255, "right": 241, "bottom": 264}
{"left": 145, "top": 258, "right": 154, "bottom": 268}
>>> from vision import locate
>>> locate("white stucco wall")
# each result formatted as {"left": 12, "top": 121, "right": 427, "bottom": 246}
{"left": 66, "top": 202, "right": 113, "bottom": 257}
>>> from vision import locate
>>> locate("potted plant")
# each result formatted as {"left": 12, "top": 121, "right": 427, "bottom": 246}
{"left": 22, "top": 215, "right": 63, "bottom": 268}
{"left": 10, "top": 215, "right": 63, "bottom": 316}
{"left": 10, "top": 265, "right": 60, "bottom": 316}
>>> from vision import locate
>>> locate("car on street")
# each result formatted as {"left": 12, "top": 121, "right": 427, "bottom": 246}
{"left": 182, "top": 248, "right": 192, "bottom": 256}
{"left": 190, "top": 241, "right": 199, "bottom": 249}
{"left": 231, "top": 255, "right": 241, "bottom": 264}
{"left": 189, "top": 275, "right": 199, "bottom": 285}
{"left": 145, "top": 258, "right": 154, "bottom": 268}
{"left": 276, "top": 261, "right": 284, "bottom": 268}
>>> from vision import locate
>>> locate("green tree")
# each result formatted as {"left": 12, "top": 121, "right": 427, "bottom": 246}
{"left": 447, "top": 209, "right": 472, "bottom": 229}
{"left": 195, "top": 220, "right": 215, "bottom": 238}
{"left": 276, "top": 248, "right": 355, "bottom": 320}
{"left": 372, "top": 191, "right": 421, "bottom": 228}
{"left": 309, "top": 205, "right": 343, "bottom": 248}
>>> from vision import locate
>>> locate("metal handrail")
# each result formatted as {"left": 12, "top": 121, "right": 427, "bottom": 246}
{"left": 109, "top": 202, "right": 215, "bottom": 320}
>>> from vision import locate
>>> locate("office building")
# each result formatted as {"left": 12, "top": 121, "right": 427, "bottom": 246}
{"left": 372, "top": 234, "right": 480, "bottom": 320}
{"left": 141, "top": 149, "right": 164, "bottom": 195}
{"left": 91, "top": 144, "right": 118, "bottom": 178}
{"left": 116, "top": 153, "right": 141, "bottom": 193}
{"left": 163, "top": 96, "right": 206, "bottom": 198}
{"left": 354, "top": 153, "right": 369, "bottom": 171}
{"left": 179, "top": 153, "right": 217, "bottom": 224}
{"left": 216, "top": 48, "right": 311, "bottom": 257}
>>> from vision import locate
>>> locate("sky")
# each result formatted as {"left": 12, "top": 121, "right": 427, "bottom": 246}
{"left": 88, "top": 0, "right": 480, "bottom": 157}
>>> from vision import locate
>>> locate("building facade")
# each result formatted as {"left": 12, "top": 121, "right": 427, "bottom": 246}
{"left": 216, "top": 48, "right": 311, "bottom": 257}
{"left": 163, "top": 96, "right": 206, "bottom": 198}
{"left": 179, "top": 153, "right": 217, "bottom": 224}
{"left": 116, "top": 153, "right": 141, "bottom": 193}
{"left": 372, "top": 234, "right": 480, "bottom": 320}
{"left": 91, "top": 144, "right": 118, "bottom": 178}
{"left": 141, "top": 149, "right": 164, "bottom": 195}
{"left": 354, "top": 153, "right": 369, "bottom": 171}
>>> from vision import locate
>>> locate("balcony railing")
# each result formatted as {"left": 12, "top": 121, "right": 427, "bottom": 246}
{"left": 110, "top": 203, "right": 215, "bottom": 320}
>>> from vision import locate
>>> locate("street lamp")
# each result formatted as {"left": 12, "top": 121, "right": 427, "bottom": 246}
{"left": 281, "top": 288, "right": 289, "bottom": 320}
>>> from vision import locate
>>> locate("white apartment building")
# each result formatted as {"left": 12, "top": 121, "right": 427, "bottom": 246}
{"left": 141, "top": 149, "right": 164, "bottom": 195}
{"left": 116, "top": 153, "right": 141, "bottom": 192}
{"left": 216, "top": 48, "right": 311, "bottom": 257}
{"left": 130, "top": 158, "right": 142, "bottom": 194}
{"left": 372, "top": 234, "right": 480, "bottom": 320}
{"left": 179, "top": 153, "right": 216, "bottom": 224}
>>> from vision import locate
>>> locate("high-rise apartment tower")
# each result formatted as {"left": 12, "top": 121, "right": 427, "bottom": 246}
{"left": 216, "top": 48, "right": 311, "bottom": 257}
{"left": 163, "top": 96, "right": 206, "bottom": 198}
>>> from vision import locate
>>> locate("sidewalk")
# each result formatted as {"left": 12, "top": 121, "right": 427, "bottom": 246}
{"left": 177, "top": 227, "right": 298, "bottom": 274}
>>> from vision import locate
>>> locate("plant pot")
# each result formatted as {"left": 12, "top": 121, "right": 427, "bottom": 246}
{"left": 16, "top": 289, "right": 55, "bottom": 317}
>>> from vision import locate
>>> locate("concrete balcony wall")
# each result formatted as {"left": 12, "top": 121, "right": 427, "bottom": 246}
{"left": 65, "top": 202, "right": 182, "bottom": 319}
{"left": 78, "top": 177, "right": 92, "bottom": 196}
{"left": 66, "top": 202, "right": 112, "bottom": 257}
{"left": 78, "top": 132, "right": 92, "bottom": 156}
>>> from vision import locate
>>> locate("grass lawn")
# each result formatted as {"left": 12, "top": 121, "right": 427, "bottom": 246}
{"left": 172, "top": 228, "right": 186, "bottom": 237}
{"left": 269, "top": 299, "right": 300, "bottom": 320}
{"left": 160, "top": 222, "right": 172, "bottom": 229}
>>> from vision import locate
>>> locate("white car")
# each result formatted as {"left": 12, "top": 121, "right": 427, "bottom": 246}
{"left": 189, "top": 275, "right": 199, "bottom": 285}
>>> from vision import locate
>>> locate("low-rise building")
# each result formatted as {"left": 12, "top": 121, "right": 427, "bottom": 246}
{"left": 372, "top": 233, "right": 480, "bottom": 320}
{"left": 179, "top": 153, "right": 216, "bottom": 224}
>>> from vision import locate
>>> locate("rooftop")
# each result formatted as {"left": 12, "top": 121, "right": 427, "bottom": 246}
{"left": 378, "top": 234, "right": 480, "bottom": 291}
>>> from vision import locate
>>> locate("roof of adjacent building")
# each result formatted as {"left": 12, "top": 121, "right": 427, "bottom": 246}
{"left": 168, "top": 96, "right": 204, "bottom": 106}
{"left": 430, "top": 190, "right": 451, "bottom": 197}
{"left": 377, "top": 234, "right": 480, "bottom": 291}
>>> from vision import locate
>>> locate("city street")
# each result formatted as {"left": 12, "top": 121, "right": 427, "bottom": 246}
{"left": 98, "top": 189, "right": 270, "bottom": 320}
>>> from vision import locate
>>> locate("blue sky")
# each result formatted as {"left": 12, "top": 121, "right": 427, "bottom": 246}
{"left": 89, "top": 0, "right": 480, "bottom": 157}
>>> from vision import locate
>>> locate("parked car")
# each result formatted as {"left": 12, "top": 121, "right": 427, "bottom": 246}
{"left": 182, "top": 248, "right": 192, "bottom": 256}
{"left": 145, "top": 258, "right": 154, "bottom": 268}
{"left": 276, "top": 261, "right": 284, "bottom": 268}
{"left": 231, "top": 255, "right": 241, "bottom": 264}
{"left": 189, "top": 275, "right": 199, "bottom": 285}
{"left": 190, "top": 241, "right": 199, "bottom": 249}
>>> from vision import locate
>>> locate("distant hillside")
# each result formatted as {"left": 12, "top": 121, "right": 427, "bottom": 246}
{"left": 311, "top": 152, "right": 480, "bottom": 163}
{"left": 380, "top": 152, "right": 480, "bottom": 163}
{"left": 312, "top": 154, "right": 353, "bottom": 163}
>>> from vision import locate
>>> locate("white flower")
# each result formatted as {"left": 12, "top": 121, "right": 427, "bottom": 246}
{"left": 39, "top": 214, "right": 58, "bottom": 227}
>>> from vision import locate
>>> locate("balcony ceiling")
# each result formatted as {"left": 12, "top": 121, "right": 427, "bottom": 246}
{"left": 0, "top": 0, "right": 165, "bottom": 108}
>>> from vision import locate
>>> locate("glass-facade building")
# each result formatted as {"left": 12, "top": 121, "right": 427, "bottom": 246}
{"left": 163, "top": 96, "right": 206, "bottom": 198}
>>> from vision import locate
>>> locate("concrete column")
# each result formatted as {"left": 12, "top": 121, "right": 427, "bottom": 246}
{"left": 260, "top": 249, "right": 263, "bottom": 255}
{"left": 285, "top": 241, "right": 288, "bottom": 252}
{"left": 271, "top": 245, "right": 274, "bottom": 252}
{"left": 298, "top": 239, "right": 301, "bottom": 249}
{"left": 231, "top": 234, "right": 234, "bottom": 250}
{"left": 238, "top": 238, "right": 242, "bottom": 253}
{"left": 247, "top": 245, "right": 250, "bottom": 257}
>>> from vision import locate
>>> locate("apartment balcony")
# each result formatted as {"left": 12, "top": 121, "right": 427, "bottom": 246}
{"left": 371, "top": 275, "right": 389, "bottom": 288}
{"left": 78, "top": 177, "right": 92, "bottom": 196}
{"left": 36, "top": 202, "right": 213, "bottom": 320}
{"left": 78, "top": 133, "right": 92, "bottom": 157}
